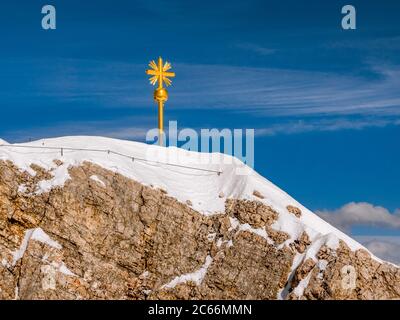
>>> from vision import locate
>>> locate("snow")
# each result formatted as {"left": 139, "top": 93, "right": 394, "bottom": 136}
{"left": 90, "top": 175, "right": 106, "bottom": 187}
{"left": 12, "top": 229, "right": 35, "bottom": 266}
{"left": 230, "top": 216, "right": 276, "bottom": 244}
{"left": 302, "top": 233, "right": 340, "bottom": 263}
{"left": 228, "top": 217, "right": 240, "bottom": 231}
{"left": 278, "top": 252, "right": 305, "bottom": 300}
{"left": 318, "top": 259, "right": 328, "bottom": 271}
{"left": 235, "top": 218, "right": 274, "bottom": 245}
{"left": 57, "top": 262, "right": 77, "bottom": 277}
{"left": 12, "top": 228, "right": 61, "bottom": 266}
{"left": 207, "top": 233, "right": 216, "bottom": 241}
{"left": 30, "top": 228, "right": 62, "bottom": 249}
{"left": 217, "top": 238, "right": 233, "bottom": 248}
{"left": 161, "top": 255, "right": 213, "bottom": 289}
{"left": 317, "top": 260, "right": 329, "bottom": 280}
{"left": 18, "top": 184, "right": 28, "bottom": 193}
{"left": 293, "top": 272, "right": 313, "bottom": 297}
{"left": 14, "top": 286, "right": 19, "bottom": 300}
{"left": 0, "top": 136, "right": 385, "bottom": 265}
{"left": 1, "top": 259, "right": 8, "bottom": 267}
{"left": 9, "top": 227, "right": 76, "bottom": 277}
{"left": 36, "top": 166, "right": 70, "bottom": 195}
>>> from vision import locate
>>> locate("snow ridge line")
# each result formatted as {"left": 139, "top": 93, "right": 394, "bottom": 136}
{"left": 0, "top": 144, "right": 222, "bottom": 175}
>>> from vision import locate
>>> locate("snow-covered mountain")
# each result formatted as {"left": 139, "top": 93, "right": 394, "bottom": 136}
{"left": 0, "top": 136, "right": 398, "bottom": 300}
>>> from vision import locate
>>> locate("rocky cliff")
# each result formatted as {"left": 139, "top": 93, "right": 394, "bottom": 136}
{"left": 0, "top": 136, "right": 399, "bottom": 300}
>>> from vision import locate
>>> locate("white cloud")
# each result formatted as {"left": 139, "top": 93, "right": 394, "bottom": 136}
{"left": 317, "top": 203, "right": 400, "bottom": 265}
{"left": 316, "top": 202, "right": 400, "bottom": 233}
{"left": 354, "top": 236, "right": 400, "bottom": 265}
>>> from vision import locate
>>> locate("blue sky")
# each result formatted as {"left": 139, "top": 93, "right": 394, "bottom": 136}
{"left": 0, "top": 1, "right": 399, "bottom": 260}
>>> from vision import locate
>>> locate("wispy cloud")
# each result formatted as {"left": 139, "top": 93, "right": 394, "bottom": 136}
{"left": 6, "top": 115, "right": 398, "bottom": 143}
{"left": 2, "top": 118, "right": 153, "bottom": 143}
{"left": 327, "top": 36, "right": 400, "bottom": 52}
{"left": 235, "top": 43, "right": 277, "bottom": 56}
{"left": 255, "top": 116, "right": 400, "bottom": 136}
{"left": 173, "top": 63, "right": 400, "bottom": 117}
{"left": 4, "top": 58, "right": 400, "bottom": 117}
{"left": 316, "top": 202, "right": 400, "bottom": 233}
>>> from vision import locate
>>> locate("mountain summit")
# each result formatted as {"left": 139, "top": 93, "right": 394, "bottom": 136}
{"left": 0, "top": 136, "right": 398, "bottom": 300}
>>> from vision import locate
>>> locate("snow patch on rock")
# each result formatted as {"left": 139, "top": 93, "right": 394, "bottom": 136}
{"left": 11, "top": 228, "right": 61, "bottom": 266}
{"left": 161, "top": 255, "right": 213, "bottom": 289}
{"left": 229, "top": 217, "right": 274, "bottom": 245}
{"left": 90, "top": 175, "right": 106, "bottom": 187}
{"left": 293, "top": 272, "right": 313, "bottom": 297}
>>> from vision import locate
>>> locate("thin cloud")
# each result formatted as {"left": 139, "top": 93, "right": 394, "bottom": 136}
{"left": 3, "top": 58, "right": 400, "bottom": 117}
{"left": 255, "top": 117, "right": 400, "bottom": 136}
{"left": 173, "top": 63, "right": 400, "bottom": 117}
{"left": 2, "top": 119, "right": 153, "bottom": 143}
{"left": 327, "top": 36, "right": 400, "bottom": 52}
{"left": 236, "top": 43, "right": 277, "bottom": 56}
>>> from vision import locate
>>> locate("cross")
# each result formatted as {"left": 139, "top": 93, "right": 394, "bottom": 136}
{"left": 146, "top": 57, "right": 176, "bottom": 89}
{"left": 145, "top": 57, "right": 176, "bottom": 147}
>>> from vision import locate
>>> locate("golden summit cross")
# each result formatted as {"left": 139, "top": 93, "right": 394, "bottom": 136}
{"left": 146, "top": 57, "right": 176, "bottom": 146}
{"left": 146, "top": 57, "right": 175, "bottom": 88}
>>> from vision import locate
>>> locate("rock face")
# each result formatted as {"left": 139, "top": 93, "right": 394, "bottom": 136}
{"left": 0, "top": 160, "right": 399, "bottom": 300}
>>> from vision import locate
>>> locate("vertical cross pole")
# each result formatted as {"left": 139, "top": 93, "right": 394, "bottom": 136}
{"left": 158, "top": 57, "right": 164, "bottom": 146}
{"left": 157, "top": 57, "right": 164, "bottom": 146}
{"left": 158, "top": 100, "right": 164, "bottom": 146}
{"left": 146, "top": 56, "right": 175, "bottom": 147}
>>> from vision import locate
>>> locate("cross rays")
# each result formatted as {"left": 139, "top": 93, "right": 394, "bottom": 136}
{"left": 146, "top": 57, "right": 176, "bottom": 89}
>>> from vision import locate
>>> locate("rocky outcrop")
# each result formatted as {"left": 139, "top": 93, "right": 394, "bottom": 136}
{"left": 0, "top": 160, "right": 399, "bottom": 300}
{"left": 288, "top": 241, "right": 400, "bottom": 300}
{"left": 286, "top": 205, "right": 302, "bottom": 218}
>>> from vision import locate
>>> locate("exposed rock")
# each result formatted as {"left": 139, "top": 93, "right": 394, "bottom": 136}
{"left": 290, "top": 231, "right": 311, "bottom": 254}
{"left": 266, "top": 226, "right": 290, "bottom": 245}
{"left": 286, "top": 205, "right": 302, "bottom": 218}
{"left": 53, "top": 159, "right": 64, "bottom": 167}
{"left": 185, "top": 200, "right": 193, "bottom": 206}
{"left": 290, "top": 240, "right": 400, "bottom": 300}
{"left": 226, "top": 199, "right": 279, "bottom": 229}
{"left": 252, "top": 190, "right": 265, "bottom": 199}
{"left": 292, "top": 258, "right": 316, "bottom": 288}
{"left": 0, "top": 159, "right": 399, "bottom": 300}
{"left": 0, "top": 161, "right": 293, "bottom": 300}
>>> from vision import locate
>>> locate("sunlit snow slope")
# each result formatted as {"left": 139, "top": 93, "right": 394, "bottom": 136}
{"left": 0, "top": 136, "right": 382, "bottom": 263}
